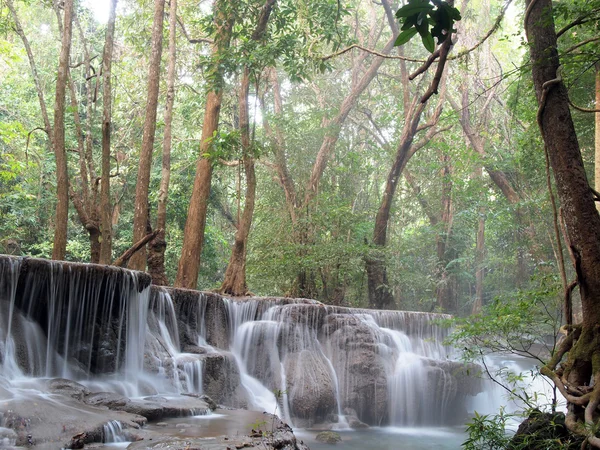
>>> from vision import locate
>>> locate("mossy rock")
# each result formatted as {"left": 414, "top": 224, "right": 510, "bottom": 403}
{"left": 315, "top": 431, "right": 342, "bottom": 444}
{"left": 509, "top": 410, "right": 584, "bottom": 450}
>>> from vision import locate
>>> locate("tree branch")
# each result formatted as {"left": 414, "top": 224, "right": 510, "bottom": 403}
{"left": 176, "top": 15, "right": 213, "bottom": 44}
{"left": 113, "top": 230, "right": 161, "bottom": 267}
{"left": 321, "top": 43, "right": 425, "bottom": 63}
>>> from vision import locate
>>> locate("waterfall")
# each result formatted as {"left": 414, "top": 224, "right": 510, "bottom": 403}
{"left": 0, "top": 257, "right": 152, "bottom": 395}
{"left": 0, "top": 255, "right": 482, "bottom": 430}
{"left": 103, "top": 420, "right": 126, "bottom": 443}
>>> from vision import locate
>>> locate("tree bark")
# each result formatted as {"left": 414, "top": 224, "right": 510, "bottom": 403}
{"left": 220, "top": 0, "right": 276, "bottom": 296}
{"left": 52, "top": 0, "right": 75, "bottom": 261}
{"left": 129, "top": 0, "right": 166, "bottom": 271}
{"left": 99, "top": 0, "right": 118, "bottom": 265}
{"left": 366, "top": 100, "right": 427, "bottom": 310}
{"left": 595, "top": 64, "right": 600, "bottom": 210}
{"left": 219, "top": 97, "right": 256, "bottom": 294}
{"left": 148, "top": 0, "right": 177, "bottom": 286}
{"left": 525, "top": 0, "right": 600, "bottom": 441}
{"left": 175, "top": 0, "right": 235, "bottom": 289}
{"left": 472, "top": 164, "right": 485, "bottom": 315}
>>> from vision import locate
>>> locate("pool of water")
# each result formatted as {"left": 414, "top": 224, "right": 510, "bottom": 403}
{"left": 298, "top": 426, "right": 466, "bottom": 450}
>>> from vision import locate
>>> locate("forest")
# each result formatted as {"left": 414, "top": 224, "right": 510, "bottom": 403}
{"left": 1, "top": 0, "right": 600, "bottom": 444}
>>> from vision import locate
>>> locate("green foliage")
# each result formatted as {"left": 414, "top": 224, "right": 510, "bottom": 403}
{"left": 463, "top": 410, "right": 513, "bottom": 450}
{"left": 395, "top": 0, "right": 461, "bottom": 52}
{"left": 447, "top": 274, "right": 562, "bottom": 361}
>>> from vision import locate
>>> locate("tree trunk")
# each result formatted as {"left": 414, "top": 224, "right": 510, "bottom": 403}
{"left": 99, "top": 0, "right": 118, "bottom": 265}
{"left": 148, "top": 0, "right": 177, "bottom": 286}
{"left": 595, "top": 64, "right": 600, "bottom": 210}
{"left": 472, "top": 165, "right": 485, "bottom": 315}
{"left": 129, "top": 0, "right": 166, "bottom": 271}
{"left": 52, "top": 0, "right": 75, "bottom": 261}
{"left": 220, "top": 0, "right": 275, "bottom": 296}
{"left": 366, "top": 101, "right": 427, "bottom": 310}
{"left": 6, "top": 0, "right": 52, "bottom": 141}
{"left": 175, "top": 0, "right": 235, "bottom": 289}
{"left": 525, "top": 0, "right": 600, "bottom": 441}
{"left": 435, "top": 153, "right": 454, "bottom": 312}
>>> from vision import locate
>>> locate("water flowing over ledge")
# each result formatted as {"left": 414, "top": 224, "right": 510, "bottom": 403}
{"left": 0, "top": 256, "right": 483, "bottom": 447}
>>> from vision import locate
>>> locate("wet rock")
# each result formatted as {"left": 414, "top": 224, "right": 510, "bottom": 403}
{"left": 326, "top": 317, "right": 391, "bottom": 425}
{"left": 509, "top": 410, "right": 584, "bottom": 450}
{"left": 315, "top": 431, "right": 342, "bottom": 444}
{"left": 284, "top": 350, "right": 337, "bottom": 425}
{"left": 46, "top": 378, "right": 90, "bottom": 401}
{"left": 168, "top": 289, "right": 230, "bottom": 350}
{"left": 203, "top": 352, "right": 247, "bottom": 407}
{"left": 182, "top": 344, "right": 207, "bottom": 354}
{"left": 84, "top": 391, "right": 128, "bottom": 409}
{"left": 348, "top": 415, "right": 369, "bottom": 429}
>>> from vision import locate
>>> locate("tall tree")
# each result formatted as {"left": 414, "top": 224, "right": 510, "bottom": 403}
{"left": 52, "top": 0, "right": 75, "bottom": 260}
{"left": 524, "top": 0, "right": 600, "bottom": 444}
{"left": 99, "top": 0, "right": 119, "bottom": 264}
{"left": 264, "top": 2, "right": 393, "bottom": 297}
{"left": 129, "top": 0, "right": 166, "bottom": 271}
{"left": 219, "top": 0, "right": 277, "bottom": 296}
{"left": 175, "top": 0, "right": 235, "bottom": 288}
{"left": 148, "top": 0, "right": 177, "bottom": 285}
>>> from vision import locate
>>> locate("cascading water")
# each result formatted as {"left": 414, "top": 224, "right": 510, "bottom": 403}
{"left": 103, "top": 420, "right": 126, "bottom": 443}
{"left": 0, "top": 255, "right": 485, "bottom": 449}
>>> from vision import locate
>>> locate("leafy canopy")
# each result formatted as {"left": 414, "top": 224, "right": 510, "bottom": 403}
{"left": 394, "top": 0, "right": 461, "bottom": 52}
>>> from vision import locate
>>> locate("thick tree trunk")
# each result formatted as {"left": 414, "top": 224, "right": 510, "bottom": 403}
{"left": 51, "top": 0, "right": 75, "bottom": 261}
{"left": 129, "top": 0, "right": 166, "bottom": 271}
{"left": 595, "top": 64, "right": 600, "bottom": 208}
{"left": 99, "top": 0, "right": 118, "bottom": 265}
{"left": 526, "top": 0, "right": 600, "bottom": 442}
{"left": 525, "top": 0, "right": 600, "bottom": 326}
{"left": 148, "top": 0, "right": 177, "bottom": 286}
{"left": 175, "top": 0, "right": 235, "bottom": 289}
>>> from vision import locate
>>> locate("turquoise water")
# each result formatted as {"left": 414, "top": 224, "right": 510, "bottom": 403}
{"left": 297, "top": 427, "right": 466, "bottom": 450}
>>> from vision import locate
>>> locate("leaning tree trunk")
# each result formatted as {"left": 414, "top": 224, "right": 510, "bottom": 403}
{"left": 129, "top": 0, "right": 165, "bottom": 271}
{"left": 148, "top": 0, "right": 177, "bottom": 286}
{"left": 175, "top": 0, "right": 235, "bottom": 289}
{"left": 99, "top": 0, "right": 118, "bottom": 265}
{"left": 525, "top": 0, "right": 600, "bottom": 445}
{"left": 367, "top": 101, "right": 426, "bottom": 310}
{"left": 52, "top": 0, "right": 75, "bottom": 261}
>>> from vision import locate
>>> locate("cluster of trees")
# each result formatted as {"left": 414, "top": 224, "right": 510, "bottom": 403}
{"left": 0, "top": 0, "right": 597, "bottom": 316}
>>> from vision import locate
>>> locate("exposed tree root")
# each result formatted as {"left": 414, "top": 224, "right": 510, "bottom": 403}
{"left": 540, "top": 324, "right": 600, "bottom": 448}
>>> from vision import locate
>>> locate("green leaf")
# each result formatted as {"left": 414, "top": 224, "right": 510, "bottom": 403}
{"left": 394, "top": 27, "right": 418, "bottom": 47}
{"left": 395, "top": 1, "right": 434, "bottom": 19}
{"left": 420, "top": 31, "right": 435, "bottom": 52}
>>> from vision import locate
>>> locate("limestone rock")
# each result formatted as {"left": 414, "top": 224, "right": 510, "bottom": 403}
{"left": 284, "top": 350, "right": 337, "bottom": 424}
